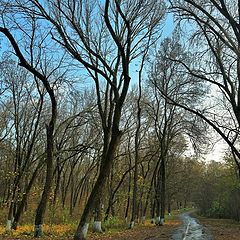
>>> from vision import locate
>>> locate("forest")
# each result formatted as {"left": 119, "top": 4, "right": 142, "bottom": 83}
{"left": 0, "top": 1, "right": 240, "bottom": 240}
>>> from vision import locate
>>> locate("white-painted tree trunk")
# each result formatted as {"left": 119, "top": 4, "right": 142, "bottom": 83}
{"left": 129, "top": 221, "right": 135, "bottom": 229}
{"left": 34, "top": 224, "right": 43, "bottom": 237}
{"left": 151, "top": 218, "right": 156, "bottom": 224}
{"left": 93, "top": 221, "right": 103, "bottom": 233}
{"left": 141, "top": 216, "right": 146, "bottom": 224}
{"left": 155, "top": 216, "right": 161, "bottom": 225}
{"left": 160, "top": 217, "right": 164, "bottom": 226}
{"left": 81, "top": 223, "right": 89, "bottom": 238}
{"left": 74, "top": 223, "right": 89, "bottom": 240}
{"left": 6, "top": 219, "right": 12, "bottom": 231}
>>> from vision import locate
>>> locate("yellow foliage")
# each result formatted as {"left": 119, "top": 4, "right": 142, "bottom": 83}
{"left": 0, "top": 224, "right": 75, "bottom": 237}
{"left": 0, "top": 225, "right": 5, "bottom": 234}
{"left": 43, "top": 224, "right": 73, "bottom": 235}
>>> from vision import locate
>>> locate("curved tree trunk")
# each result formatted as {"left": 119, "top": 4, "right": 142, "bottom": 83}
{"left": 0, "top": 26, "right": 58, "bottom": 238}
{"left": 74, "top": 130, "right": 122, "bottom": 240}
{"left": 34, "top": 117, "right": 56, "bottom": 237}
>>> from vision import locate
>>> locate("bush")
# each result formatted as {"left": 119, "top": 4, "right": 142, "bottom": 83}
{"left": 225, "top": 188, "right": 240, "bottom": 221}
{"left": 207, "top": 201, "right": 225, "bottom": 218}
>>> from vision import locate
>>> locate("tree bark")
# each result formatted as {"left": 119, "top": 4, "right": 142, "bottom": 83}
{"left": 74, "top": 130, "right": 122, "bottom": 240}
{"left": 159, "top": 158, "right": 166, "bottom": 226}
{"left": 130, "top": 86, "right": 141, "bottom": 229}
{"left": 12, "top": 163, "right": 41, "bottom": 230}
{"left": 93, "top": 198, "right": 103, "bottom": 233}
{"left": 34, "top": 117, "right": 56, "bottom": 237}
{"left": 0, "top": 26, "right": 58, "bottom": 237}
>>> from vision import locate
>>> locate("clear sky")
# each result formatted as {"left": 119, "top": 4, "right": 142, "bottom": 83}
{"left": 162, "top": 12, "right": 175, "bottom": 38}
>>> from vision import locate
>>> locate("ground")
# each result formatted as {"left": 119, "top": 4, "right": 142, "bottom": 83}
{"left": 0, "top": 214, "right": 239, "bottom": 239}
{"left": 88, "top": 219, "right": 181, "bottom": 240}
{"left": 198, "top": 217, "right": 240, "bottom": 240}
{"left": 0, "top": 219, "right": 181, "bottom": 240}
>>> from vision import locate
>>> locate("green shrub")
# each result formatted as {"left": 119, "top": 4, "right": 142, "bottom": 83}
{"left": 207, "top": 201, "right": 225, "bottom": 218}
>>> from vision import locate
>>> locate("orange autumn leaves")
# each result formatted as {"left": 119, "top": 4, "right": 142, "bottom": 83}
{"left": 0, "top": 219, "right": 181, "bottom": 239}
{"left": 1, "top": 224, "right": 74, "bottom": 238}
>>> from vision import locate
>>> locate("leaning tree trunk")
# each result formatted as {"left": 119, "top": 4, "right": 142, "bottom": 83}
{"left": 74, "top": 129, "right": 122, "bottom": 240}
{"left": 0, "top": 26, "right": 58, "bottom": 238}
{"left": 93, "top": 198, "right": 103, "bottom": 233}
{"left": 34, "top": 116, "right": 56, "bottom": 237}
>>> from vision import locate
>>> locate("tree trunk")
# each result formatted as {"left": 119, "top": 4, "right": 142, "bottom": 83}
{"left": 93, "top": 199, "right": 103, "bottom": 233}
{"left": 0, "top": 25, "right": 57, "bottom": 238}
{"left": 53, "top": 164, "right": 62, "bottom": 206}
{"left": 159, "top": 159, "right": 166, "bottom": 226}
{"left": 125, "top": 170, "right": 131, "bottom": 224}
{"left": 155, "top": 164, "right": 161, "bottom": 225}
{"left": 130, "top": 141, "right": 139, "bottom": 229}
{"left": 168, "top": 201, "right": 171, "bottom": 216}
{"left": 6, "top": 174, "right": 21, "bottom": 231}
{"left": 150, "top": 197, "right": 156, "bottom": 224}
{"left": 130, "top": 67, "right": 142, "bottom": 229}
{"left": 74, "top": 130, "right": 122, "bottom": 240}
{"left": 34, "top": 121, "right": 55, "bottom": 237}
{"left": 155, "top": 197, "right": 161, "bottom": 225}
{"left": 74, "top": 169, "right": 108, "bottom": 239}
{"left": 104, "top": 197, "right": 112, "bottom": 221}
{"left": 143, "top": 175, "right": 155, "bottom": 224}
{"left": 12, "top": 164, "right": 40, "bottom": 230}
{"left": 6, "top": 203, "right": 14, "bottom": 232}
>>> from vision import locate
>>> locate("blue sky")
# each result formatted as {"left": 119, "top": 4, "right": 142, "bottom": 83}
{"left": 162, "top": 12, "right": 175, "bottom": 38}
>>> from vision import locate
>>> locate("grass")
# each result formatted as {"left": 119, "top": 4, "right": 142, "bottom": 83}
{"left": 0, "top": 208, "right": 186, "bottom": 239}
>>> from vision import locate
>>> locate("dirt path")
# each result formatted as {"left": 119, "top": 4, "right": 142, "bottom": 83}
{"left": 171, "top": 212, "right": 213, "bottom": 240}
{"left": 199, "top": 217, "right": 240, "bottom": 240}
{"left": 88, "top": 219, "right": 181, "bottom": 240}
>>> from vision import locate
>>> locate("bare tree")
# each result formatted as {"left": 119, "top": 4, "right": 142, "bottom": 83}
{"left": 0, "top": 1, "right": 165, "bottom": 238}
{"left": 147, "top": 36, "right": 207, "bottom": 224}
{"left": 0, "top": 57, "right": 48, "bottom": 230}
{"left": 0, "top": 12, "right": 61, "bottom": 236}
{"left": 169, "top": 0, "right": 240, "bottom": 176}
{"left": 2, "top": 1, "right": 165, "bottom": 239}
